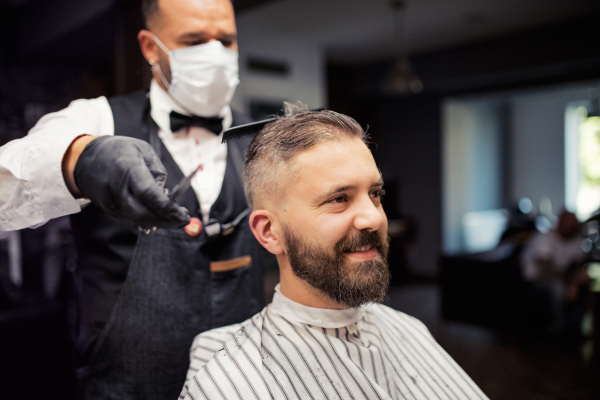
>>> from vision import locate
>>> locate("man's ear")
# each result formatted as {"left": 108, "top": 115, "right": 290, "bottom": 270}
{"left": 249, "top": 210, "right": 284, "bottom": 255}
{"left": 138, "top": 29, "right": 158, "bottom": 64}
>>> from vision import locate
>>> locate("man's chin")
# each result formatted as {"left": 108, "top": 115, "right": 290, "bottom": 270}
{"left": 301, "top": 268, "right": 390, "bottom": 308}
{"left": 333, "top": 262, "right": 390, "bottom": 307}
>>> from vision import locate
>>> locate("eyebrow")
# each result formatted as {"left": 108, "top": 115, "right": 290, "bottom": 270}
{"left": 316, "top": 179, "right": 384, "bottom": 204}
{"left": 178, "top": 32, "right": 237, "bottom": 41}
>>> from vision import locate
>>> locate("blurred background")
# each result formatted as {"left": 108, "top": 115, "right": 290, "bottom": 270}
{"left": 2, "top": 0, "right": 600, "bottom": 398}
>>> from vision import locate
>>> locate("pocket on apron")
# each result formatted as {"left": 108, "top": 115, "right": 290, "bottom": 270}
{"left": 211, "top": 255, "right": 262, "bottom": 327}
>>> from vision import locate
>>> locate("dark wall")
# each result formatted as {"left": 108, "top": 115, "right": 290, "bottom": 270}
{"left": 0, "top": 0, "right": 150, "bottom": 147}
{"left": 373, "top": 95, "right": 442, "bottom": 278}
{"left": 328, "top": 12, "right": 600, "bottom": 276}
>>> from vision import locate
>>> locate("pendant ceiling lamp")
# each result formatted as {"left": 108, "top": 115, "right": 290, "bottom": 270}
{"left": 384, "top": 0, "right": 423, "bottom": 95}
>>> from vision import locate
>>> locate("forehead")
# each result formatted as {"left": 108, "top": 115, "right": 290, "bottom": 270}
{"left": 287, "top": 138, "right": 380, "bottom": 199}
{"left": 157, "top": 0, "right": 235, "bottom": 31}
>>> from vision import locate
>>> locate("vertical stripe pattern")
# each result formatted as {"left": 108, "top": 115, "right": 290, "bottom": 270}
{"left": 181, "top": 303, "right": 488, "bottom": 400}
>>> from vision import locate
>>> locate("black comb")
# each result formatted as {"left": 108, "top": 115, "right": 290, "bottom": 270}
{"left": 222, "top": 117, "right": 278, "bottom": 143}
{"left": 222, "top": 108, "right": 325, "bottom": 143}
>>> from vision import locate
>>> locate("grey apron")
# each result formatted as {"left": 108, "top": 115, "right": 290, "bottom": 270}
{"left": 85, "top": 215, "right": 264, "bottom": 399}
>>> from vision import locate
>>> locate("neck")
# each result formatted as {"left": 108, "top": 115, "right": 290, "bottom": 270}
{"left": 277, "top": 255, "right": 348, "bottom": 310}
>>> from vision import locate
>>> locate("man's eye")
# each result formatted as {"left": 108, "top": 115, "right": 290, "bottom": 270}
{"left": 328, "top": 195, "right": 348, "bottom": 204}
{"left": 371, "top": 189, "right": 386, "bottom": 199}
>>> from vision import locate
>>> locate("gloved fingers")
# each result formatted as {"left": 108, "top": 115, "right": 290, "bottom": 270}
{"left": 112, "top": 188, "right": 188, "bottom": 229}
{"left": 129, "top": 204, "right": 190, "bottom": 230}
{"left": 139, "top": 141, "right": 168, "bottom": 188}
{"left": 74, "top": 136, "right": 190, "bottom": 228}
{"left": 135, "top": 184, "right": 191, "bottom": 229}
{"left": 127, "top": 163, "right": 190, "bottom": 228}
{"left": 73, "top": 135, "right": 190, "bottom": 229}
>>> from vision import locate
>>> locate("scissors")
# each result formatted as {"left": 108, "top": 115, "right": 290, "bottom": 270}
{"left": 144, "top": 164, "right": 202, "bottom": 234}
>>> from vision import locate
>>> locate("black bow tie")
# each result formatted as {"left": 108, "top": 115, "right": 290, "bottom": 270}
{"left": 169, "top": 111, "right": 224, "bottom": 135}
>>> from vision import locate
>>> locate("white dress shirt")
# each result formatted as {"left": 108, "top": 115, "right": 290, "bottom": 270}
{"left": 0, "top": 80, "right": 231, "bottom": 230}
{"left": 182, "top": 285, "right": 488, "bottom": 400}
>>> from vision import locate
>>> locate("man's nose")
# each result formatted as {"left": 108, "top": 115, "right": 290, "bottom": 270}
{"left": 353, "top": 196, "right": 384, "bottom": 232}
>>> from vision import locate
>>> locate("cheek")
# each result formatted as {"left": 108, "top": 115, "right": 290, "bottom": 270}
{"left": 315, "top": 213, "right": 355, "bottom": 245}
{"left": 378, "top": 209, "right": 388, "bottom": 236}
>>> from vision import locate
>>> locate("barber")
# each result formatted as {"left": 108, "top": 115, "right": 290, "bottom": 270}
{"left": 0, "top": 0, "right": 269, "bottom": 399}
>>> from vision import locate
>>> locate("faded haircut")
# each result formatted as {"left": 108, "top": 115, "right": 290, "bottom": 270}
{"left": 142, "top": 0, "right": 233, "bottom": 29}
{"left": 141, "top": 0, "right": 159, "bottom": 28}
{"left": 243, "top": 103, "right": 368, "bottom": 209}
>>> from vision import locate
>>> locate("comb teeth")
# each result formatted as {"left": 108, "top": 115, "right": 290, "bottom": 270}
{"left": 222, "top": 117, "right": 278, "bottom": 143}
{"left": 222, "top": 108, "right": 326, "bottom": 143}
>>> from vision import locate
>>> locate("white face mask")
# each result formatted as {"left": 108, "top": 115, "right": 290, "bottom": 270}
{"left": 153, "top": 35, "right": 240, "bottom": 117}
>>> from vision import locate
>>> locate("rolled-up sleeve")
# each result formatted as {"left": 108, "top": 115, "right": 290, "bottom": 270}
{"left": 0, "top": 96, "right": 113, "bottom": 231}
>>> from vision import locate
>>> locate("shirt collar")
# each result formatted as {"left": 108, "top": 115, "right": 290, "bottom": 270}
{"left": 149, "top": 79, "right": 233, "bottom": 135}
{"left": 269, "top": 284, "right": 365, "bottom": 329}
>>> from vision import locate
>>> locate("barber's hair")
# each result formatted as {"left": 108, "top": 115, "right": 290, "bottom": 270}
{"left": 243, "top": 103, "right": 368, "bottom": 209}
{"left": 142, "top": 0, "right": 233, "bottom": 28}
{"left": 141, "top": 0, "right": 159, "bottom": 27}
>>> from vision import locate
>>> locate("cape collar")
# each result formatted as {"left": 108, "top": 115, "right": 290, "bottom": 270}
{"left": 269, "top": 284, "right": 365, "bottom": 329}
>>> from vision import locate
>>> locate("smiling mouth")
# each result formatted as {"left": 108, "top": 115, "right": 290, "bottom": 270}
{"left": 344, "top": 245, "right": 377, "bottom": 260}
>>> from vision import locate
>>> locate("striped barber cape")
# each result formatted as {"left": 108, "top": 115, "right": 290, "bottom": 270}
{"left": 180, "top": 285, "right": 488, "bottom": 400}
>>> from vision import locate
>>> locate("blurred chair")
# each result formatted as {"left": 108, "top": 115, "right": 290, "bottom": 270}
{"left": 440, "top": 245, "right": 526, "bottom": 340}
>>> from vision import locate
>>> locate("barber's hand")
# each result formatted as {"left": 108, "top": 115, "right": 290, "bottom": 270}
{"left": 72, "top": 135, "right": 190, "bottom": 229}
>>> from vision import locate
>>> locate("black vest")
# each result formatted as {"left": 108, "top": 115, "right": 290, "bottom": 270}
{"left": 69, "top": 90, "right": 258, "bottom": 367}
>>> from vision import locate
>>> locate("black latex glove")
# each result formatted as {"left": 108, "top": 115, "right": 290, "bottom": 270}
{"left": 74, "top": 135, "right": 190, "bottom": 229}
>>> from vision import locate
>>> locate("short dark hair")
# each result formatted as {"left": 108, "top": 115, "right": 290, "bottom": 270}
{"left": 243, "top": 103, "right": 368, "bottom": 209}
{"left": 141, "top": 0, "right": 160, "bottom": 28}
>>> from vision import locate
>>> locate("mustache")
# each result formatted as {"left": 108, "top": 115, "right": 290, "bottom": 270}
{"left": 335, "top": 230, "right": 387, "bottom": 254}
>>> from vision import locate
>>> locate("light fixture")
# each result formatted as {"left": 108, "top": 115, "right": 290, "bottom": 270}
{"left": 383, "top": 0, "right": 423, "bottom": 95}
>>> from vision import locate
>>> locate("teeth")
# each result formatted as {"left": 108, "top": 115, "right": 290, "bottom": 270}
{"left": 345, "top": 245, "right": 373, "bottom": 253}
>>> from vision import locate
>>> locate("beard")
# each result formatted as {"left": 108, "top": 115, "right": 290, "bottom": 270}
{"left": 283, "top": 226, "right": 390, "bottom": 308}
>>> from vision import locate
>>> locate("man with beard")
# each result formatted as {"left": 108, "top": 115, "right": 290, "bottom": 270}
{"left": 179, "top": 105, "right": 488, "bottom": 400}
